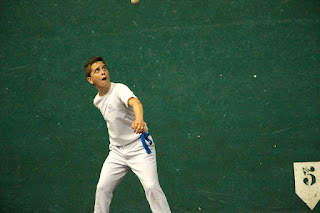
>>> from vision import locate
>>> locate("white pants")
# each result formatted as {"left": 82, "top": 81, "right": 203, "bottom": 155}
{"left": 94, "top": 137, "right": 171, "bottom": 213}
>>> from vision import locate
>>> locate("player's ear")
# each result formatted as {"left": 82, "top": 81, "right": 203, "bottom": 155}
{"left": 87, "top": 77, "right": 94, "bottom": 85}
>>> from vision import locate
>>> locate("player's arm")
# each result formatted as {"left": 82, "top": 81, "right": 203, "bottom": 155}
{"left": 128, "top": 97, "right": 146, "bottom": 134}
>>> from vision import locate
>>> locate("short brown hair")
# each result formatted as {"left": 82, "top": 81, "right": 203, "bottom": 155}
{"left": 84, "top": 56, "right": 105, "bottom": 77}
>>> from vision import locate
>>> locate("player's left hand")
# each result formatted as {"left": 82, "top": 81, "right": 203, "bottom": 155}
{"left": 132, "top": 120, "right": 146, "bottom": 134}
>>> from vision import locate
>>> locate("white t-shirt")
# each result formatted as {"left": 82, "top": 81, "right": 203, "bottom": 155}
{"left": 93, "top": 83, "right": 143, "bottom": 146}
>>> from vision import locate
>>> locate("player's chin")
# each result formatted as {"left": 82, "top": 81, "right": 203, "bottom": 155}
{"left": 100, "top": 80, "right": 109, "bottom": 86}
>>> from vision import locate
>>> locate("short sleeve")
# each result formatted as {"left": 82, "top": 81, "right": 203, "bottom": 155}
{"left": 118, "top": 84, "right": 137, "bottom": 108}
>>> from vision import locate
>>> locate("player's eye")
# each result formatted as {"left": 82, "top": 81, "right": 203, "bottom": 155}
{"left": 102, "top": 66, "right": 107, "bottom": 70}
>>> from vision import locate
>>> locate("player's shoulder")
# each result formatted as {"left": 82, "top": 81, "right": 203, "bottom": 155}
{"left": 113, "top": 82, "right": 128, "bottom": 88}
{"left": 93, "top": 92, "right": 101, "bottom": 106}
{"left": 113, "top": 82, "right": 131, "bottom": 92}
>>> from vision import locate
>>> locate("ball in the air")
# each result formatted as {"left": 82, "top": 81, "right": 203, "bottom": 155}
{"left": 131, "top": 0, "right": 140, "bottom": 5}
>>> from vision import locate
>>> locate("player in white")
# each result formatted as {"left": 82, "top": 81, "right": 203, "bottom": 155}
{"left": 84, "top": 56, "right": 171, "bottom": 213}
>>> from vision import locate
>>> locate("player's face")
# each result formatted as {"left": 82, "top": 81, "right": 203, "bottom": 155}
{"left": 87, "top": 61, "right": 111, "bottom": 88}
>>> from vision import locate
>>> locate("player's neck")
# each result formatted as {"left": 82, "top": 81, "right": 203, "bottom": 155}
{"left": 97, "top": 84, "right": 111, "bottom": 96}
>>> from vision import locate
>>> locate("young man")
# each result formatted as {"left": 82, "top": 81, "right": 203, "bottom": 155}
{"left": 84, "top": 56, "right": 171, "bottom": 213}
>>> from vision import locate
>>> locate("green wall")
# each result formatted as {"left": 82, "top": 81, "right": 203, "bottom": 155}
{"left": 1, "top": 0, "right": 319, "bottom": 212}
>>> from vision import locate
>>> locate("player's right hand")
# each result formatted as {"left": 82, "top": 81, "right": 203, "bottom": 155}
{"left": 132, "top": 120, "right": 146, "bottom": 134}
